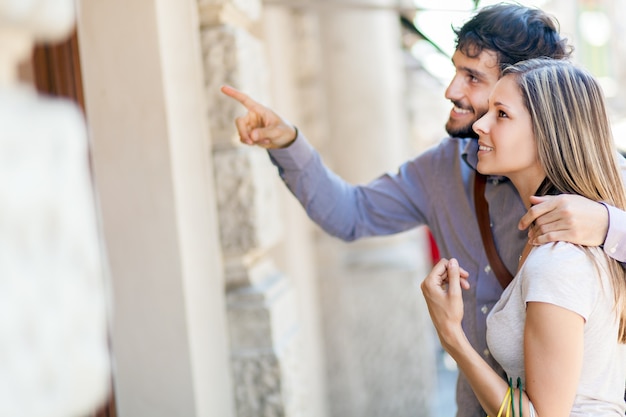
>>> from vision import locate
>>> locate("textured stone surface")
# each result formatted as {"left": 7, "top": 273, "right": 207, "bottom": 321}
{"left": 198, "top": 0, "right": 261, "bottom": 21}
{"left": 0, "top": 87, "right": 110, "bottom": 417}
{"left": 228, "top": 273, "right": 306, "bottom": 417}
{"left": 201, "top": 24, "right": 269, "bottom": 148}
{"left": 213, "top": 147, "right": 282, "bottom": 259}
{"left": 199, "top": 5, "right": 307, "bottom": 417}
{"left": 232, "top": 353, "right": 284, "bottom": 417}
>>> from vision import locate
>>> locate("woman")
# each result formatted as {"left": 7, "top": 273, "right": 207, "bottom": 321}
{"left": 421, "top": 58, "right": 626, "bottom": 417}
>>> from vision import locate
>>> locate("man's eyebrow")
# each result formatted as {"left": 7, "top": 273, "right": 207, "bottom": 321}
{"left": 459, "top": 66, "right": 487, "bottom": 80}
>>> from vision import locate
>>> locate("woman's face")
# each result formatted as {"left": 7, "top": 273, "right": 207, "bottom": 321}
{"left": 473, "top": 75, "right": 541, "bottom": 182}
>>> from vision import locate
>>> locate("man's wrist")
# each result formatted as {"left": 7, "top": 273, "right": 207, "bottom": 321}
{"left": 279, "top": 126, "right": 298, "bottom": 149}
{"left": 598, "top": 201, "right": 610, "bottom": 247}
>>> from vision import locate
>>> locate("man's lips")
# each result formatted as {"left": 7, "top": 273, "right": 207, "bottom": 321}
{"left": 452, "top": 105, "right": 472, "bottom": 115}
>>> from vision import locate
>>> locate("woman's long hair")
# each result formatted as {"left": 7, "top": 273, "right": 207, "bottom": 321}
{"left": 504, "top": 58, "right": 626, "bottom": 342}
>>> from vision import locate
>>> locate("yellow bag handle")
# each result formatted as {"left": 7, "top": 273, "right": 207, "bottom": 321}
{"left": 489, "top": 387, "right": 511, "bottom": 417}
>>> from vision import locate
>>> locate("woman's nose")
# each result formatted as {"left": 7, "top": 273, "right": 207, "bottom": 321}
{"left": 473, "top": 115, "right": 488, "bottom": 135}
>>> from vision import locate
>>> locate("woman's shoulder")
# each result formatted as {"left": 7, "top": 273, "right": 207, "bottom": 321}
{"left": 523, "top": 241, "right": 608, "bottom": 288}
{"left": 521, "top": 242, "right": 605, "bottom": 317}
{"left": 526, "top": 241, "right": 591, "bottom": 270}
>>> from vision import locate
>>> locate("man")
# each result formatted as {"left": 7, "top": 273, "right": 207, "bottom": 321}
{"left": 222, "top": 4, "right": 626, "bottom": 417}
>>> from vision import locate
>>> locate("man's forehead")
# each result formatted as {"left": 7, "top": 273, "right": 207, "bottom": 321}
{"left": 453, "top": 47, "right": 498, "bottom": 63}
{"left": 452, "top": 49, "right": 500, "bottom": 74}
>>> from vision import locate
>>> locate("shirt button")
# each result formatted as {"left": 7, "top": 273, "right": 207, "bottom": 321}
{"left": 484, "top": 265, "right": 492, "bottom": 273}
{"left": 483, "top": 349, "right": 490, "bottom": 357}
{"left": 610, "top": 245, "right": 618, "bottom": 254}
{"left": 491, "top": 179, "right": 499, "bottom": 185}
{"left": 481, "top": 305, "right": 489, "bottom": 314}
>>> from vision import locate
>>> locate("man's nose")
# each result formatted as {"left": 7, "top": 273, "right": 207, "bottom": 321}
{"left": 445, "top": 75, "right": 463, "bottom": 100}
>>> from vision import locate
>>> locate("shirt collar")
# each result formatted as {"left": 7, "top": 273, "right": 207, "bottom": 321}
{"left": 461, "top": 138, "right": 479, "bottom": 170}
{"left": 460, "top": 137, "right": 508, "bottom": 182}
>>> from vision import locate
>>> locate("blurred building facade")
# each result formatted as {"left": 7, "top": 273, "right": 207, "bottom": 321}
{"left": 18, "top": 0, "right": 626, "bottom": 416}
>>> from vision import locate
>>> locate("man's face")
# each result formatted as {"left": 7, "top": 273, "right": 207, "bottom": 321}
{"left": 444, "top": 49, "right": 501, "bottom": 139}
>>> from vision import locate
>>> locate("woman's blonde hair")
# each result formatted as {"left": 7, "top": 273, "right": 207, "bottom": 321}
{"left": 504, "top": 58, "right": 626, "bottom": 342}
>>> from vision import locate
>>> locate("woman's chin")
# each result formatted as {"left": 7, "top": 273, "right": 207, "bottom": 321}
{"left": 476, "top": 162, "right": 490, "bottom": 176}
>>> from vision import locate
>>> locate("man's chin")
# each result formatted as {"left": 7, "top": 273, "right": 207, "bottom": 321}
{"left": 445, "top": 121, "right": 478, "bottom": 139}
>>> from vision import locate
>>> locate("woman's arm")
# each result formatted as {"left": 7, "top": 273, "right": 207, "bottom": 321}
{"left": 422, "top": 258, "right": 585, "bottom": 417}
{"left": 524, "top": 302, "right": 584, "bottom": 417}
{"left": 442, "top": 326, "right": 515, "bottom": 417}
{"left": 422, "top": 259, "right": 524, "bottom": 416}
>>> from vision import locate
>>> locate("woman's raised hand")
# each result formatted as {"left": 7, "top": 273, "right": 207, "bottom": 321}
{"left": 421, "top": 258, "right": 470, "bottom": 349}
{"left": 221, "top": 85, "right": 298, "bottom": 149}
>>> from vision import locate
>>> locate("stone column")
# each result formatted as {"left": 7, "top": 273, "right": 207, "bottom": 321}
{"left": 313, "top": 4, "right": 437, "bottom": 417}
{"left": 78, "top": 1, "right": 235, "bottom": 416}
{"left": 262, "top": 7, "right": 331, "bottom": 417}
{"left": 199, "top": 0, "right": 308, "bottom": 416}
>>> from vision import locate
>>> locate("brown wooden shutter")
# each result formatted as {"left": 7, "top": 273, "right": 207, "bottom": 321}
{"left": 32, "top": 30, "right": 85, "bottom": 111}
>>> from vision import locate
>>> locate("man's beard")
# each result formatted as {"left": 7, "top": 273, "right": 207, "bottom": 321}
{"left": 445, "top": 120, "right": 479, "bottom": 139}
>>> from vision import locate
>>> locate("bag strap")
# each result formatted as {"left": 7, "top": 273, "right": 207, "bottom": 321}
{"left": 474, "top": 173, "right": 514, "bottom": 288}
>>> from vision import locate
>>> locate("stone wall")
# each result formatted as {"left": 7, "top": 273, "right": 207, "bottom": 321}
{"left": 199, "top": 0, "right": 441, "bottom": 416}
{"left": 199, "top": 1, "right": 308, "bottom": 416}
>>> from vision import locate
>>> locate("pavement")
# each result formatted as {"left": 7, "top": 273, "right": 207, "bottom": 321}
{"left": 434, "top": 347, "right": 458, "bottom": 417}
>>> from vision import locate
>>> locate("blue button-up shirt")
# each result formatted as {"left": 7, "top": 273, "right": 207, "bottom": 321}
{"left": 268, "top": 133, "right": 626, "bottom": 417}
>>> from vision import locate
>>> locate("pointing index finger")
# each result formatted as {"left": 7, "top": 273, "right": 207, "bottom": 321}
{"left": 220, "top": 85, "right": 262, "bottom": 112}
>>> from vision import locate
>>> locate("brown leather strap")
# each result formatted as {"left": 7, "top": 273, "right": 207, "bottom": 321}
{"left": 474, "top": 173, "right": 514, "bottom": 288}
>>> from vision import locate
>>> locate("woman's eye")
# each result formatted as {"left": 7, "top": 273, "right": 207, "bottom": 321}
{"left": 498, "top": 110, "right": 508, "bottom": 118}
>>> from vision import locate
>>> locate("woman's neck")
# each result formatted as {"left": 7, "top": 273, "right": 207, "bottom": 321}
{"left": 509, "top": 172, "right": 547, "bottom": 209}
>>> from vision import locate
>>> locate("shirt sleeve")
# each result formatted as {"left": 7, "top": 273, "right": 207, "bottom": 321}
{"left": 521, "top": 242, "right": 600, "bottom": 321}
{"left": 604, "top": 152, "right": 626, "bottom": 264}
{"left": 603, "top": 203, "right": 626, "bottom": 263}
{"left": 267, "top": 131, "right": 440, "bottom": 241}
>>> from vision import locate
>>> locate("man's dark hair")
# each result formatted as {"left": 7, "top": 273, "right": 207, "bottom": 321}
{"left": 454, "top": 3, "right": 572, "bottom": 70}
